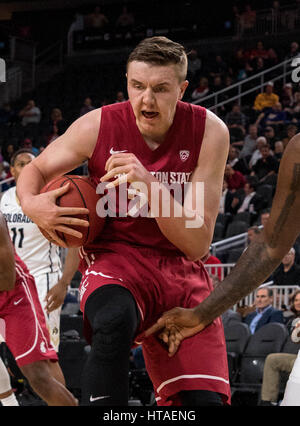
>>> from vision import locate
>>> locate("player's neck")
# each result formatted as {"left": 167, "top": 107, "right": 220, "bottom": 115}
{"left": 143, "top": 136, "right": 163, "bottom": 151}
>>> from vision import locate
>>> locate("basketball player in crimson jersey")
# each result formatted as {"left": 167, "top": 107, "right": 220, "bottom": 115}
{"left": 17, "top": 37, "right": 230, "bottom": 406}
{"left": 0, "top": 212, "right": 77, "bottom": 405}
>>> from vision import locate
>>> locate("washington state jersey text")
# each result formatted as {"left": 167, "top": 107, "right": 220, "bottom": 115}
{"left": 86, "top": 100, "right": 206, "bottom": 254}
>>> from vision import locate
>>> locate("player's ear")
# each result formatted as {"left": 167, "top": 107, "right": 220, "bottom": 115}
{"left": 179, "top": 80, "right": 189, "bottom": 100}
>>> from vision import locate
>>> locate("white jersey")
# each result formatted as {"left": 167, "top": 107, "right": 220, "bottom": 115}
{"left": 0, "top": 186, "right": 61, "bottom": 277}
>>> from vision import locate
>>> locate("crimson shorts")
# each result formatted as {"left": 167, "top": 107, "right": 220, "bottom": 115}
{"left": 79, "top": 243, "right": 230, "bottom": 405}
{"left": 0, "top": 270, "right": 58, "bottom": 367}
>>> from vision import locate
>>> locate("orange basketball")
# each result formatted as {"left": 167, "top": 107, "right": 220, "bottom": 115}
{"left": 39, "top": 175, "right": 105, "bottom": 247}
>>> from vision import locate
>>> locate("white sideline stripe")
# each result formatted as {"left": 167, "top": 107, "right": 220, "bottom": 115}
{"left": 156, "top": 374, "right": 230, "bottom": 394}
{"left": 15, "top": 265, "right": 55, "bottom": 360}
{"left": 15, "top": 265, "right": 39, "bottom": 361}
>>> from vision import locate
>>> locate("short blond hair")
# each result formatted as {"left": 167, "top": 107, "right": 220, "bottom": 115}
{"left": 127, "top": 36, "right": 188, "bottom": 81}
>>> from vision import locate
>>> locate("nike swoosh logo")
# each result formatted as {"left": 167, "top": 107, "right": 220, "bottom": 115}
{"left": 14, "top": 298, "right": 23, "bottom": 305}
{"left": 90, "top": 395, "right": 111, "bottom": 402}
{"left": 110, "top": 148, "right": 128, "bottom": 155}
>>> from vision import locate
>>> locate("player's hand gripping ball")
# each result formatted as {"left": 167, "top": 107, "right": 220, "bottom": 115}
{"left": 39, "top": 175, "right": 105, "bottom": 247}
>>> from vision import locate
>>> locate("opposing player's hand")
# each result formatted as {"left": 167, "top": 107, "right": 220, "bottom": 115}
{"left": 22, "top": 183, "right": 89, "bottom": 248}
{"left": 100, "top": 153, "right": 154, "bottom": 188}
{"left": 45, "top": 280, "right": 68, "bottom": 313}
{"left": 145, "top": 307, "right": 208, "bottom": 357}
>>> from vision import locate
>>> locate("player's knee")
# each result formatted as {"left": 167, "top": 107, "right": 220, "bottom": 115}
{"left": 91, "top": 303, "right": 136, "bottom": 361}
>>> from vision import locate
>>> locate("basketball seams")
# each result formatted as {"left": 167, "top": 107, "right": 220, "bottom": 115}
{"left": 40, "top": 175, "right": 99, "bottom": 247}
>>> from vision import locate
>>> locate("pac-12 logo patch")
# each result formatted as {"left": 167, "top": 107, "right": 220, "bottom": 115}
{"left": 179, "top": 150, "right": 190, "bottom": 162}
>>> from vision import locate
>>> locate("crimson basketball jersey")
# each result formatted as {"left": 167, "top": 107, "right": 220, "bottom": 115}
{"left": 86, "top": 100, "right": 206, "bottom": 253}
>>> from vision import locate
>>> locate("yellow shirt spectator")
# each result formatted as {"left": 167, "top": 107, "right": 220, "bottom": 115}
{"left": 253, "top": 82, "right": 279, "bottom": 111}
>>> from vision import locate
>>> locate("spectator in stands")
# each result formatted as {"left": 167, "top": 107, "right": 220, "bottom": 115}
{"left": 227, "top": 145, "right": 239, "bottom": 168}
{"left": 267, "top": 48, "right": 279, "bottom": 67}
{"left": 18, "top": 100, "right": 41, "bottom": 127}
{"left": 232, "top": 47, "right": 247, "bottom": 77}
{"left": 80, "top": 97, "right": 95, "bottom": 116}
{"left": 45, "top": 108, "right": 67, "bottom": 145}
{"left": 282, "top": 124, "right": 298, "bottom": 149}
{"left": 250, "top": 41, "right": 269, "bottom": 62}
{"left": 191, "top": 77, "right": 210, "bottom": 101}
{"left": 224, "top": 163, "right": 246, "bottom": 191}
{"left": 249, "top": 136, "right": 267, "bottom": 168}
{"left": 263, "top": 126, "right": 278, "bottom": 150}
{"left": 237, "top": 176, "right": 265, "bottom": 220}
{"left": 260, "top": 290, "right": 300, "bottom": 406}
{"left": 228, "top": 145, "right": 250, "bottom": 176}
{"left": 225, "top": 104, "right": 247, "bottom": 142}
{"left": 219, "top": 178, "right": 236, "bottom": 216}
{"left": 281, "top": 83, "right": 294, "bottom": 110}
{"left": 290, "top": 92, "right": 300, "bottom": 121}
{"left": 285, "top": 41, "right": 300, "bottom": 60}
{"left": 86, "top": 6, "right": 109, "bottom": 29}
{"left": 238, "top": 124, "right": 258, "bottom": 158}
{"left": 21, "top": 138, "right": 39, "bottom": 156}
{"left": 204, "top": 249, "right": 222, "bottom": 281}
{"left": 274, "top": 140, "right": 284, "bottom": 160}
{"left": 209, "top": 55, "right": 228, "bottom": 79}
{"left": 1, "top": 142, "right": 18, "bottom": 165}
{"left": 115, "top": 6, "right": 135, "bottom": 32}
{"left": 114, "top": 91, "right": 126, "bottom": 103}
{"left": 187, "top": 49, "right": 202, "bottom": 80}
{"left": 256, "top": 102, "right": 287, "bottom": 131}
{"left": 211, "top": 76, "right": 224, "bottom": 93}
{"left": 256, "top": 209, "right": 271, "bottom": 228}
{"left": 272, "top": 247, "right": 300, "bottom": 287}
{"left": 251, "top": 143, "right": 279, "bottom": 183}
{"left": 251, "top": 56, "right": 267, "bottom": 75}
{"left": 0, "top": 103, "right": 15, "bottom": 125}
{"left": 247, "top": 225, "right": 261, "bottom": 244}
{"left": 239, "top": 4, "right": 257, "bottom": 34}
{"left": 243, "top": 287, "right": 284, "bottom": 334}
{"left": 253, "top": 82, "right": 279, "bottom": 112}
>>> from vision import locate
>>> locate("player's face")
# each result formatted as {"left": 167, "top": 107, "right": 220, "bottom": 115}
{"left": 127, "top": 61, "right": 188, "bottom": 142}
{"left": 11, "top": 153, "right": 35, "bottom": 182}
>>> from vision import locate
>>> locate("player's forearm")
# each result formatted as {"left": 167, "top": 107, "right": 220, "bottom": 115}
{"left": 155, "top": 216, "right": 210, "bottom": 260}
{"left": 17, "top": 162, "right": 46, "bottom": 214}
{"left": 193, "top": 237, "right": 282, "bottom": 326}
{"left": 147, "top": 181, "right": 209, "bottom": 260}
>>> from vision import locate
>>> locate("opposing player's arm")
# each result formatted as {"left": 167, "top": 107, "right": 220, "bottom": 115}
{"left": 0, "top": 213, "right": 16, "bottom": 291}
{"left": 192, "top": 133, "right": 300, "bottom": 326}
{"left": 153, "top": 110, "right": 229, "bottom": 260}
{"left": 146, "top": 134, "right": 300, "bottom": 354}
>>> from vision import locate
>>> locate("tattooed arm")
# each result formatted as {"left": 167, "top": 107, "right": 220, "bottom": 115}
{"left": 145, "top": 134, "right": 300, "bottom": 356}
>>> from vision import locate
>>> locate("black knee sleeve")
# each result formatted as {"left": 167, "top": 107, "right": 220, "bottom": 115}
{"left": 85, "top": 285, "right": 140, "bottom": 361}
{"left": 81, "top": 285, "right": 140, "bottom": 405}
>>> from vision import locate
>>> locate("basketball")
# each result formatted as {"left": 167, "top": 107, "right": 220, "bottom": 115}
{"left": 39, "top": 175, "right": 105, "bottom": 247}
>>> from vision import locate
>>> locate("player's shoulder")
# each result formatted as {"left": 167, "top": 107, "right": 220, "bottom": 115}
{"left": 0, "top": 186, "right": 15, "bottom": 205}
{"left": 205, "top": 109, "right": 229, "bottom": 137}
